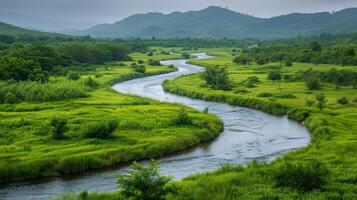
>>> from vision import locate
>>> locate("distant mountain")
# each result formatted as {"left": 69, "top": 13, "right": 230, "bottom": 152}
{"left": 0, "top": 12, "right": 96, "bottom": 32}
{"left": 0, "top": 21, "right": 67, "bottom": 37}
{"left": 78, "top": 6, "right": 357, "bottom": 39}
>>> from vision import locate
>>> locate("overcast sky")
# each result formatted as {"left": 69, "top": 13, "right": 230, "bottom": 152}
{"left": 1, "top": 0, "right": 357, "bottom": 23}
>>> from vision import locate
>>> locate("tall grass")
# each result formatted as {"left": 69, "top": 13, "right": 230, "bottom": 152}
{"left": 0, "top": 79, "right": 89, "bottom": 103}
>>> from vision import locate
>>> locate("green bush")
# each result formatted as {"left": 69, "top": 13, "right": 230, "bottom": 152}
{"left": 316, "top": 93, "right": 327, "bottom": 110}
{"left": 51, "top": 116, "right": 68, "bottom": 139}
{"left": 148, "top": 59, "right": 161, "bottom": 66}
{"left": 132, "top": 64, "right": 146, "bottom": 74}
{"left": 84, "top": 77, "right": 99, "bottom": 89}
{"left": 337, "top": 96, "right": 349, "bottom": 105}
{"left": 306, "top": 77, "right": 322, "bottom": 90}
{"left": 83, "top": 119, "right": 118, "bottom": 139}
{"left": 273, "top": 160, "right": 329, "bottom": 191}
{"left": 267, "top": 70, "right": 282, "bottom": 81}
{"left": 4, "top": 92, "right": 19, "bottom": 104}
{"left": 284, "top": 60, "right": 293, "bottom": 67}
{"left": 116, "top": 161, "right": 176, "bottom": 200}
{"left": 67, "top": 72, "right": 80, "bottom": 81}
{"left": 172, "top": 109, "right": 192, "bottom": 126}
{"left": 305, "top": 99, "right": 316, "bottom": 106}
{"left": 202, "top": 66, "right": 232, "bottom": 90}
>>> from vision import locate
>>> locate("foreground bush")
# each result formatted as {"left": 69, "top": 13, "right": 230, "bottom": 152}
{"left": 171, "top": 109, "right": 192, "bottom": 126}
{"left": 116, "top": 161, "right": 176, "bottom": 200}
{"left": 83, "top": 119, "right": 118, "bottom": 139}
{"left": 273, "top": 160, "right": 329, "bottom": 191}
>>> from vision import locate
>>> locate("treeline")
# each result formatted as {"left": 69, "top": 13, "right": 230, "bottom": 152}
{"left": 116, "top": 38, "right": 259, "bottom": 48}
{"left": 244, "top": 41, "right": 357, "bottom": 66}
{"left": 0, "top": 42, "right": 132, "bottom": 82}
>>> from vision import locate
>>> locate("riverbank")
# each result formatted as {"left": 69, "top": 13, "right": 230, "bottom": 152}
{"left": 0, "top": 50, "right": 223, "bottom": 184}
{"left": 162, "top": 49, "right": 357, "bottom": 199}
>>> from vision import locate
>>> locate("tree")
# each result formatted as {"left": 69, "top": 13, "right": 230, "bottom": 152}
{"left": 255, "top": 57, "right": 267, "bottom": 65}
{"left": 117, "top": 161, "right": 176, "bottom": 200}
{"left": 51, "top": 116, "right": 68, "bottom": 139}
{"left": 316, "top": 93, "right": 327, "bottom": 110}
{"left": 132, "top": 65, "right": 146, "bottom": 74}
{"left": 310, "top": 41, "right": 322, "bottom": 52}
{"left": 4, "top": 92, "right": 19, "bottom": 104}
{"left": 267, "top": 70, "right": 282, "bottom": 81}
{"left": 337, "top": 96, "right": 349, "bottom": 105}
{"left": 284, "top": 60, "right": 293, "bottom": 67}
{"left": 84, "top": 77, "right": 99, "bottom": 88}
{"left": 306, "top": 77, "right": 321, "bottom": 90}
{"left": 202, "top": 66, "right": 232, "bottom": 90}
{"left": 67, "top": 72, "right": 80, "bottom": 80}
{"left": 172, "top": 109, "right": 192, "bottom": 126}
{"left": 233, "top": 55, "right": 249, "bottom": 65}
{"left": 182, "top": 52, "right": 190, "bottom": 59}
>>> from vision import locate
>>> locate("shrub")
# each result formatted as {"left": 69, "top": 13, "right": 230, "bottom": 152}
{"left": 83, "top": 119, "right": 118, "bottom": 139}
{"left": 132, "top": 65, "right": 146, "bottom": 74}
{"left": 84, "top": 77, "right": 99, "bottom": 89}
{"left": 273, "top": 160, "right": 329, "bottom": 191}
{"left": 4, "top": 92, "right": 19, "bottom": 104}
{"left": 233, "top": 55, "right": 249, "bottom": 65}
{"left": 67, "top": 72, "right": 80, "bottom": 81}
{"left": 202, "top": 66, "right": 232, "bottom": 90}
{"left": 182, "top": 52, "right": 190, "bottom": 59}
{"left": 239, "top": 76, "right": 260, "bottom": 88}
{"left": 285, "top": 60, "right": 293, "bottom": 67}
{"left": 306, "top": 77, "right": 321, "bottom": 90}
{"left": 337, "top": 96, "right": 349, "bottom": 105}
{"left": 148, "top": 59, "right": 161, "bottom": 66}
{"left": 138, "top": 60, "right": 144, "bottom": 64}
{"left": 147, "top": 52, "right": 153, "bottom": 56}
{"left": 267, "top": 70, "right": 282, "bottom": 81}
{"left": 316, "top": 93, "right": 327, "bottom": 110}
{"left": 305, "top": 99, "right": 316, "bottom": 106}
{"left": 172, "top": 109, "right": 192, "bottom": 126}
{"left": 51, "top": 116, "right": 68, "bottom": 139}
{"left": 116, "top": 161, "right": 176, "bottom": 200}
{"left": 352, "top": 79, "right": 357, "bottom": 89}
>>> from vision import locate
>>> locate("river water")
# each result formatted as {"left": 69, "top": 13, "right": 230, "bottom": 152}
{"left": 0, "top": 53, "right": 310, "bottom": 200}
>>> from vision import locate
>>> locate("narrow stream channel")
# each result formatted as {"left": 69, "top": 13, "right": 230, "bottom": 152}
{"left": 0, "top": 53, "right": 310, "bottom": 200}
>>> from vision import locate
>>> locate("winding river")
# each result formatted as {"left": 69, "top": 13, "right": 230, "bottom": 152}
{"left": 0, "top": 53, "right": 310, "bottom": 200}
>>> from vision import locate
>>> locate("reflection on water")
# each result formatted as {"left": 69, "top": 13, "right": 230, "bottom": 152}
{"left": 0, "top": 53, "right": 310, "bottom": 200}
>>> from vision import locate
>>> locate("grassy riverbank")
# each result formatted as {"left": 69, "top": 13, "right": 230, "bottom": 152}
{"left": 0, "top": 50, "right": 223, "bottom": 183}
{"left": 161, "top": 48, "right": 357, "bottom": 199}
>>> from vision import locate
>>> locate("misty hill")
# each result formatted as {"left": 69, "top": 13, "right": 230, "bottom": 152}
{"left": 0, "top": 21, "right": 68, "bottom": 37}
{"left": 79, "top": 6, "right": 357, "bottom": 39}
{"left": 0, "top": 12, "right": 96, "bottom": 32}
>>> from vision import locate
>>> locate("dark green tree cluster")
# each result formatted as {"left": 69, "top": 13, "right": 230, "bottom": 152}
{"left": 246, "top": 41, "right": 357, "bottom": 66}
{"left": 0, "top": 42, "right": 132, "bottom": 82}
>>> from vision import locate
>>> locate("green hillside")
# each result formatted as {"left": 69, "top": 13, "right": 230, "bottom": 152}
{"left": 79, "top": 6, "right": 357, "bottom": 39}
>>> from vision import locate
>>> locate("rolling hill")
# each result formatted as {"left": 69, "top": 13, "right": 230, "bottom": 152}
{"left": 0, "top": 21, "right": 67, "bottom": 37}
{"left": 78, "top": 6, "right": 357, "bottom": 39}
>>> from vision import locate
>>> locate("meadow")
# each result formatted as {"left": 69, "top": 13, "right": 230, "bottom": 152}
{"left": 0, "top": 50, "right": 223, "bottom": 183}
{"left": 159, "top": 48, "right": 357, "bottom": 199}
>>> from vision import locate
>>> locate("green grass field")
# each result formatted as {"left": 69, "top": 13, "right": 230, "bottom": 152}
{"left": 0, "top": 50, "right": 223, "bottom": 183}
{"left": 160, "top": 48, "right": 357, "bottom": 199}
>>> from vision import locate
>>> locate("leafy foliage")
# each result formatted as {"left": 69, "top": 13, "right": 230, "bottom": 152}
{"left": 273, "top": 160, "right": 329, "bottom": 191}
{"left": 51, "top": 116, "right": 68, "bottom": 140}
{"left": 202, "top": 66, "right": 231, "bottom": 90}
{"left": 116, "top": 161, "right": 176, "bottom": 200}
{"left": 82, "top": 119, "right": 118, "bottom": 139}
